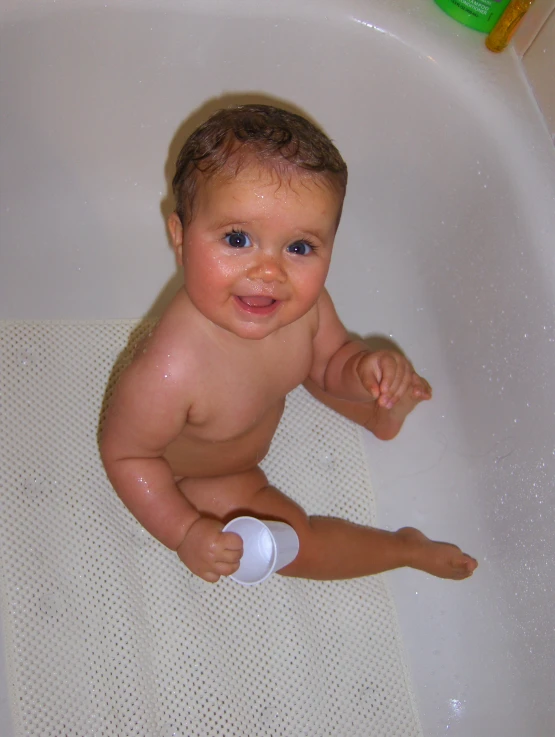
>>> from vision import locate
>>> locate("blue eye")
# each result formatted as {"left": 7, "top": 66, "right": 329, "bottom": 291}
{"left": 225, "top": 230, "right": 252, "bottom": 248}
{"left": 287, "top": 240, "right": 313, "bottom": 256}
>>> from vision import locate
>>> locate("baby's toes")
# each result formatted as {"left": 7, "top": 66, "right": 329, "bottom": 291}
{"left": 412, "top": 375, "right": 432, "bottom": 400}
{"left": 463, "top": 554, "right": 478, "bottom": 573}
{"left": 452, "top": 554, "right": 478, "bottom": 578}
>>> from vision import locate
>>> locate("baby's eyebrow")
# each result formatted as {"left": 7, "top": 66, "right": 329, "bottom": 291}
{"left": 211, "top": 216, "right": 250, "bottom": 230}
{"left": 296, "top": 228, "right": 331, "bottom": 244}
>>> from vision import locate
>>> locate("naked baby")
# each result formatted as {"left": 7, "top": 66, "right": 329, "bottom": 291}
{"left": 101, "top": 104, "right": 477, "bottom": 583}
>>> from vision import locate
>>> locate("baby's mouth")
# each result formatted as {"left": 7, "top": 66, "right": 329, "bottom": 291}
{"left": 238, "top": 296, "right": 276, "bottom": 308}
{"left": 235, "top": 296, "right": 279, "bottom": 314}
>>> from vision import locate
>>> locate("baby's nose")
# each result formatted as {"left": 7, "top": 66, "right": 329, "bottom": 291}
{"left": 247, "top": 254, "right": 287, "bottom": 283}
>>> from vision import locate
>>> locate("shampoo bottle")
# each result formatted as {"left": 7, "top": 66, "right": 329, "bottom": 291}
{"left": 435, "top": 0, "right": 513, "bottom": 33}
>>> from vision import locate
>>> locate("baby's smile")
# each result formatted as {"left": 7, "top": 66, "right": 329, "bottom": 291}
{"left": 235, "top": 295, "right": 280, "bottom": 316}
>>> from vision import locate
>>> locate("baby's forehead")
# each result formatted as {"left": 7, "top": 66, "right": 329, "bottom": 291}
{"left": 200, "top": 157, "right": 339, "bottom": 203}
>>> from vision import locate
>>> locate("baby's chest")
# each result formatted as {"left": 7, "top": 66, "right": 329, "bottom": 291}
{"left": 191, "top": 338, "right": 313, "bottom": 438}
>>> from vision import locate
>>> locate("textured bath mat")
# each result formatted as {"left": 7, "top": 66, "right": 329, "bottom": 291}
{"left": 0, "top": 320, "right": 422, "bottom": 737}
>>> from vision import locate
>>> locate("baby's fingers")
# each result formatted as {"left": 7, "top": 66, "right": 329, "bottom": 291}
{"left": 386, "top": 363, "right": 414, "bottom": 406}
{"left": 216, "top": 546, "right": 243, "bottom": 565}
{"left": 212, "top": 531, "right": 243, "bottom": 565}
{"left": 376, "top": 354, "right": 398, "bottom": 392}
{"left": 222, "top": 530, "right": 243, "bottom": 548}
{"left": 214, "top": 539, "right": 243, "bottom": 578}
{"left": 215, "top": 560, "right": 242, "bottom": 577}
{"left": 361, "top": 367, "right": 381, "bottom": 400}
{"left": 198, "top": 552, "right": 242, "bottom": 582}
{"left": 376, "top": 355, "right": 403, "bottom": 405}
{"left": 198, "top": 554, "right": 241, "bottom": 583}
{"left": 201, "top": 571, "right": 221, "bottom": 583}
{"left": 221, "top": 531, "right": 243, "bottom": 553}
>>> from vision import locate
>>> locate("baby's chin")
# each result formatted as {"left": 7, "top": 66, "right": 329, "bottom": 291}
{"left": 215, "top": 313, "right": 304, "bottom": 341}
{"left": 222, "top": 321, "right": 284, "bottom": 341}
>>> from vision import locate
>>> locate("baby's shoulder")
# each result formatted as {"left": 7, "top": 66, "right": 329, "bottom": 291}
{"left": 124, "top": 293, "right": 199, "bottom": 382}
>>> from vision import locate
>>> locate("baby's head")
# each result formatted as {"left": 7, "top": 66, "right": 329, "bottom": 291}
{"left": 168, "top": 105, "right": 348, "bottom": 339}
{"left": 172, "top": 104, "right": 348, "bottom": 227}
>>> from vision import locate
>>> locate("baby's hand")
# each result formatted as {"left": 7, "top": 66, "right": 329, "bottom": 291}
{"left": 356, "top": 350, "right": 430, "bottom": 409}
{"left": 177, "top": 517, "right": 243, "bottom": 583}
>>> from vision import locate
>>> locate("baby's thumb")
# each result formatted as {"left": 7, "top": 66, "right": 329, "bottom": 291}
{"left": 360, "top": 354, "right": 382, "bottom": 399}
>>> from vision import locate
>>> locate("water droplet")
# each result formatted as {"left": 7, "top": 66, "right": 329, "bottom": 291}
{"left": 448, "top": 697, "right": 465, "bottom": 719}
{"left": 132, "top": 525, "right": 150, "bottom": 548}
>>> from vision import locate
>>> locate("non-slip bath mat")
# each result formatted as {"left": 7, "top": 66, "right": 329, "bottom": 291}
{"left": 0, "top": 320, "right": 423, "bottom": 737}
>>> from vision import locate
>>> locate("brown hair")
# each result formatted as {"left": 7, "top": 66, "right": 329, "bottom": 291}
{"left": 172, "top": 104, "right": 348, "bottom": 224}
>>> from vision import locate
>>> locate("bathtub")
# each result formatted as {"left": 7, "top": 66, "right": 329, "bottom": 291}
{"left": 1, "top": 0, "right": 554, "bottom": 735}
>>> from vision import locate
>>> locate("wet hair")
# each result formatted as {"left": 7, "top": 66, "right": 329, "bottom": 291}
{"left": 172, "top": 104, "right": 348, "bottom": 225}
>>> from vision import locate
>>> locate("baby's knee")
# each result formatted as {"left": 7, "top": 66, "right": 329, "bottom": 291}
{"left": 276, "top": 515, "right": 326, "bottom": 578}
{"left": 248, "top": 484, "right": 311, "bottom": 534}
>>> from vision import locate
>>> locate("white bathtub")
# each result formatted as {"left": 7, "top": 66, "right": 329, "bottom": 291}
{"left": 1, "top": 1, "right": 554, "bottom": 735}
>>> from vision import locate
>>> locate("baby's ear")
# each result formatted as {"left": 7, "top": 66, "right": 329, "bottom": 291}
{"left": 168, "top": 212, "right": 184, "bottom": 265}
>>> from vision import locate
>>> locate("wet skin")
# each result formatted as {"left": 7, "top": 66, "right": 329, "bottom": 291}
{"left": 101, "top": 163, "right": 477, "bottom": 583}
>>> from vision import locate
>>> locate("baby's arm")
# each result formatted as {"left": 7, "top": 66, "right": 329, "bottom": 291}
{"left": 306, "top": 290, "right": 431, "bottom": 437}
{"left": 100, "top": 351, "right": 242, "bottom": 582}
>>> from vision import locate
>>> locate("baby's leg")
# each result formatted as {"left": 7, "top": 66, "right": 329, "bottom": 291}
{"left": 248, "top": 482, "right": 476, "bottom": 580}
{"left": 179, "top": 469, "right": 477, "bottom": 581}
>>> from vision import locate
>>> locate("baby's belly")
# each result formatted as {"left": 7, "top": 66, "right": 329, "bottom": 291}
{"left": 163, "top": 401, "right": 284, "bottom": 479}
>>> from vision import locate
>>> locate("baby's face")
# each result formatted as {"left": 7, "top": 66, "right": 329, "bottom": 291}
{"left": 169, "top": 163, "right": 340, "bottom": 340}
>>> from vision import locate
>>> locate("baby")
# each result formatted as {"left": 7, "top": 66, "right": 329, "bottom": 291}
{"left": 101, "top": 104, "right": 477, "bottom": 584}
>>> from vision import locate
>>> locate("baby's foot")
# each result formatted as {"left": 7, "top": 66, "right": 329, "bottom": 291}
{"left": 370, "top": 374, "right": 432, "bottom": 441}
{"left": 397, "top": 527, "right": 478, "bottom": 580}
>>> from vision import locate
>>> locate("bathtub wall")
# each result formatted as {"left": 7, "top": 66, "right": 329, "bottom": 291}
{"left": 513, "top": 0, "right": 554, "bottom": 53}
{"left": 516, "top": 4, "right": 555, "bottom": 141}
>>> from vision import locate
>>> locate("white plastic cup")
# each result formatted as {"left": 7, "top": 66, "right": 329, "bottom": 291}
{"left": 222, "top": 516, "right": 300, "bottom": 586}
